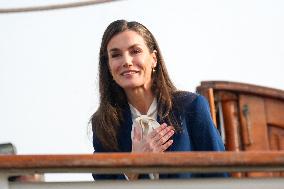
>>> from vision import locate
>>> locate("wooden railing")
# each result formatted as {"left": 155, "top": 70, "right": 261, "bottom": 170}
{"left": 1, "top": 151, "right": 284, "bottom": 189}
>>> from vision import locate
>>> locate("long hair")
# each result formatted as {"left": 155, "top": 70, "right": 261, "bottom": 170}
{"left": 91, "top": 20, "right": 179, "bottom": 151}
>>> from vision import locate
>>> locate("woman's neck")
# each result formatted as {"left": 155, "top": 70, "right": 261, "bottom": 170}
{"left": 125, "top": 88, "right": 155, "bottom": 115}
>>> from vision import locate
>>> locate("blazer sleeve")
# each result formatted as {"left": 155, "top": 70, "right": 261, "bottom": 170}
{"left": 92, "top": 132, "right": 126, "bottom": 180}
{"left": 186, "top": 94, "right": 225, "bottom": 151}
{"left": 185, "top": 94, "right": 228, "bottom": 177}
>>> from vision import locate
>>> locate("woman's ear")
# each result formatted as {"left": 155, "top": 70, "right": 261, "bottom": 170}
{"left": 152, "top": 50, "right": 157, "bottom": 68}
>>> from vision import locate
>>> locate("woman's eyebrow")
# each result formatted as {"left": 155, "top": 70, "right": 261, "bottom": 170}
{"left": 128, "top": 44, "right": 141, "bottom": 49}
{"left": 109, "top": 48, "right": 120, "bottom": 52}
{"left": 109, "top": 44, "right": 142, "bottom": 52}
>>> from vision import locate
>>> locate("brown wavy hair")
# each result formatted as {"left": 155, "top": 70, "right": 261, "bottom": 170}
{"left": 91, "top": 20, "right": 179, "bottom": 151}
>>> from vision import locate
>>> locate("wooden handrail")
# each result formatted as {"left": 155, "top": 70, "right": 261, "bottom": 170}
{"left": 197, "top": 81, "right": 284, "bottom": 100}
{"left": 0, "top": 151, "right": 284, "bottom": 174}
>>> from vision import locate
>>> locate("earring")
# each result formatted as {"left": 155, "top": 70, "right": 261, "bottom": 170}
{"left": 152, "top": 67, "right": 156, "bottom": 74}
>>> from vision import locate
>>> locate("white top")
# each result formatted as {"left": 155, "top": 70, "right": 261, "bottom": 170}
{"left": 129, "top": 97, "right": 157, "bottom": 120}
{"left": 129, "top": 98, "right": 160, "bottom": 140}
{"left": 127, "top": 98, "right": 159, "bottom": 180}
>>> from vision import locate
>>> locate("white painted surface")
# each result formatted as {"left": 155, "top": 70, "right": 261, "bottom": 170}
{"left": 8, "top": 178, "right": 284, "bottom": 189}
{"left": 0, "top": 174, "right": 9, "bottom": 189}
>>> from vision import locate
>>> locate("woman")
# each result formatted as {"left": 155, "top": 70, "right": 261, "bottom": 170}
{"left": 91, "top": 20, "right": 226, "bottom": 180}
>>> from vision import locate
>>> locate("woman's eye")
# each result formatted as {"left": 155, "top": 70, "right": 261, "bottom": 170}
{"left": 131, "top": 49, "right": 142, "bottom": 55}
{"left": 111, "top": 53, "right": 121, "bottom": 58}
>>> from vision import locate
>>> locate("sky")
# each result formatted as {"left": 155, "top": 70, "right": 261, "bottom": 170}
{"left": 0, "top": 0, "right": 284, "bottom": 181}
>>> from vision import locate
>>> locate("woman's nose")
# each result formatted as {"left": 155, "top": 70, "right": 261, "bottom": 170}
{"left": 122, "top": 53, "right": 133, "bottom": 67}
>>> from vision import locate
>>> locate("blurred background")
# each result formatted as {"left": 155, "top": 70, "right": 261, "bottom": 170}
{"left": 0, "top": 0, "right": 283, "bottom": 181}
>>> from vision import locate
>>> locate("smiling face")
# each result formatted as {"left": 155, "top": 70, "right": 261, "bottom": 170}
{"left": 107, "top": 30, "right": 157, "bottom": 91}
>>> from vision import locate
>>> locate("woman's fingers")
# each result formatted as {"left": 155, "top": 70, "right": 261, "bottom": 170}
{"left": 160, "top": 139, "right": 174, "bottom": 151}
{"left": 148, "top": 123, "right": 167, "bottom": 138}
{"left": 151, "top": 125, "right": 174, "bottom": 142}
{"left": 145, "top": 123, "right": 175, "bottom": 152}
{"left": 132, "top": 125, "right": 144, "bottom": 152}
{"left": 155, "top": 128, "right": 174, "bottom": 146}
{"left": 133, "top": 125, "right": 142, "bottom": 141}
{"left": 132, "top": 123, "right": 175, "bottom": 153}
{"left": 153, "top": 139, "right": 174, "bottom": 152}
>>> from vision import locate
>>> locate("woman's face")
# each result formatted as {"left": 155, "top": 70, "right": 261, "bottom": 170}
{"left": 107, "top": 30, "right": 157, "bottom": 91}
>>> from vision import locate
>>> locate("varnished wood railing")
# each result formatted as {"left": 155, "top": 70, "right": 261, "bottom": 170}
{"left": 1, "top": 152, "right": 284, "bottom": 189}
{"left": 1, "top": 151, "right": 284, "bottom": 174}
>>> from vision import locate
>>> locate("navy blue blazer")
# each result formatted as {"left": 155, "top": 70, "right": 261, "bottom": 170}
{"left": 92, "top": 92, "right": 227, "bottom": 179}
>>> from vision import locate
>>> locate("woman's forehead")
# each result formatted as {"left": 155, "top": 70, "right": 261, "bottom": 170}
{"left": 107, "top": 30, "right": 147, "bottom": 51}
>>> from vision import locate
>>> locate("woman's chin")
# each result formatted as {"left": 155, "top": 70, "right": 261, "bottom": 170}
{"left": 120, "top": 83, "right": 144, "bottom": 90}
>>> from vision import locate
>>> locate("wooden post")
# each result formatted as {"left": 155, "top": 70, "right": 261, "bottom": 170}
{"left": 208, "top": 88, "right": 217, "bottom": 127}
{"left": 220, "top": 92, "right": 242, "bottom": 178}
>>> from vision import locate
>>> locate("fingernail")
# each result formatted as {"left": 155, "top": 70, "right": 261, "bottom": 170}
{"left": 169, "top": 128, "right": 174, "bottom": 132}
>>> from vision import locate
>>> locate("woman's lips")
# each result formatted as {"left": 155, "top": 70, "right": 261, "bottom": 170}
{"left": 121, "top": 70, "right": 139, "bottom": 76}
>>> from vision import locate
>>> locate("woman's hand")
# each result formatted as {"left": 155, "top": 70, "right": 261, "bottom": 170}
{"left": 127, "top": 123, "right": 174, "bottom": 180}
{"left": 132, "top": 123, "right": 174, "bottom": 152}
